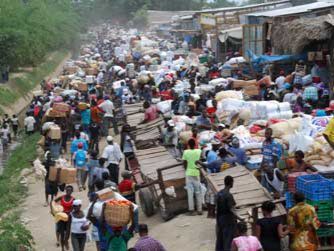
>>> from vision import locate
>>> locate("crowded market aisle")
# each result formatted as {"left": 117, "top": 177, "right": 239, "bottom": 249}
{"left": 11, "top": 20, "right": 334, "bottom": 251}
{"left": 22, "top": 135, "right": 215, "bottom": 251}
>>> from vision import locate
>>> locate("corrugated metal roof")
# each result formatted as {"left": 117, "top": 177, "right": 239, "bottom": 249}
{"left": 195, "top": 0, "right": 291, "bottom": 14}
{"left": 246, "top": 1, "right": 334, "bottom": 17}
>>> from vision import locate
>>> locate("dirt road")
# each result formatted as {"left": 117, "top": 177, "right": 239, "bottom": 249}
{"left": 22, "top": 135, "right": 216, "bottom": 251}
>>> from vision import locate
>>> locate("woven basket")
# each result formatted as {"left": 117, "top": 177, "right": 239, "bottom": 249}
{"left": 104, "top": 203, "right": 131, "bottom": 227}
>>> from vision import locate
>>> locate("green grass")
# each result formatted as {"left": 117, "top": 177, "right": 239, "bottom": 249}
{"left": 0, "top": 133, "right": 39, "bottom": 250}
{"left": 0, "top": 50, "right": 68, "bottom": 107}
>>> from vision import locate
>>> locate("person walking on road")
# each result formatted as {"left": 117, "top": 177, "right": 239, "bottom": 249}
{"left": 216, "top": 175, "right": 244, "bottom": 251}
{"left": 101, "top": 136, "right": 122, "bottom": 184}
{"left": 98, "top": 96, "right": 119, "bottom": 136}
{"left": 182, "top": 138, "right": 202, "bottom": 216}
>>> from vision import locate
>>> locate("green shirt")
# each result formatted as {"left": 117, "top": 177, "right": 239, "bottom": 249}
{"left": 182, "top": 149, "right": 201, "bottom": 177}
{"left": 108, "top": 230, "right": 133, "bottom": 251}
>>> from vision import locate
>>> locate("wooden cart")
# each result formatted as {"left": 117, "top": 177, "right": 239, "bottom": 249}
{"left": 127, "top": 146, "right": 188, "bottom": 221}
{"left": 204, "top": 165, "right": 287, "bottom": 233}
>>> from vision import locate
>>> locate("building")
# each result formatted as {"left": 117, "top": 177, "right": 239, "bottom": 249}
{"left": 243, "top": 1, "right": 334, "bottom": 56}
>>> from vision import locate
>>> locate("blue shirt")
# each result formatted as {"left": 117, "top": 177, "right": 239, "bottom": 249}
{"left": 207, "top": 150, "right": 218, "bottom": 164}
{"left": 262, "top": 139, "right": 282, "bottom": 168}
{"left": 207, "top": 157, "right": 236, "bottom": 173}
{"left": 195, "top": 115, "right": 211, "bottom": 132}
{"left": 70, "top": 138, "right": 88, "bottom": 154}
{"left": 81, "top": 109, "right": 91, "bottom": 125}
{"left": 228, "top": 147, "right": 247, "bottom": 165}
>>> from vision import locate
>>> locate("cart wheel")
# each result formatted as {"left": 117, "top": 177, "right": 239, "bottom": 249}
{"left": 159, "top": 207, "right": 174, "bottom": 221}
{"left": 139, "top": 188, "right": 155, "bottom": 217}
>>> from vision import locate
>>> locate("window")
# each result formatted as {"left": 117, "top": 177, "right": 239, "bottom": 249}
{"left": 243, "top": 24, "right": 264, "bottom": 58}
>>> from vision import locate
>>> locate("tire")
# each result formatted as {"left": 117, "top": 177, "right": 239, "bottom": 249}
{"left": 159, "top": 207, "right": 174, "bottom": 221}
{"left": 139, "top": 187, "right": 155, "bottom": 217}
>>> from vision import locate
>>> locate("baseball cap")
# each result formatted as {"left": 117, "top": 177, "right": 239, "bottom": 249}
{"left": 73, "top": 199, "right": 82, "bottom": 206}
{"left": 167, "top": 120, "right": 175, "bottom": 127}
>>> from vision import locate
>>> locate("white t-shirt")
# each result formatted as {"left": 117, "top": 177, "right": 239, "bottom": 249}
{"left": 275, "top": 76, "right": 285, "bottom": 91}
{"left": 101, "top": 143, "right": 123, "bottom": 165}
{"left": 98, "top": 100, "right": 115, "bottom": 118}
{"left": 1, "top": 128, "right": 10, "bottom": 140}
{"left": 24, "top": 116, "right": 36, "bottom": 132}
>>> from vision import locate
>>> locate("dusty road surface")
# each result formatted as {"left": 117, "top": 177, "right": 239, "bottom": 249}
{"left": 22, "top": 136, "right": 216, "bottom": 251}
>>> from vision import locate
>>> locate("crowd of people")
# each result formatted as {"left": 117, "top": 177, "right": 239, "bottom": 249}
{"left": 1, "top": 23, "right": 333, "bottom": 251}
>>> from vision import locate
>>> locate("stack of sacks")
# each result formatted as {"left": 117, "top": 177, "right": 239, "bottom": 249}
{"left": 195, "top": 85, "right": 215, "bottom": 95}
{"left": 199, "top": 131, "right": 216, "bottom": 145}
{"left": 304, "top": 135, "right": 334, "bottom": 166}
{"left": 267, "top": 117, "right": 302, "bottom": 138}
{"left": 173, "top": 80, "right": 191, "bottom": 95}
{"left": 209, "top": 78, "right": 228, "bottom": 87}
{"left": 244, "top": 101, "right": 292, "bottom": 121}
{"left": 232, "top": 126, "right": 264, "bottom": 150}
{"left": 156, "top": 100, "right": 173, "bottom": 117}
{"left": 172, "top": 116, "right": 195, "bottom": 133}
{"left": 215, "top": 90, "right": 243, "bottom": 101}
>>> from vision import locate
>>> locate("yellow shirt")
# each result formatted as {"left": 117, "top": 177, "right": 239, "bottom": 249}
{"left": 324, "top": 117, "right": 334, "bottom": 142}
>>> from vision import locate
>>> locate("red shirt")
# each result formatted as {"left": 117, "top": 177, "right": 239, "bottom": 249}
{"left": 206, "top": 107, "right": 217, "bottom": 123}
{"left": 61, "top": 196, "right": 74, "bottom": 214}
{"left": 118, "top": 179, "right": 135, "bottom": 195}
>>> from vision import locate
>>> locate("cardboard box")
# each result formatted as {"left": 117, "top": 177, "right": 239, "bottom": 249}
{"left": 49, "top": 165, "right": 76, "bottom": 184}
{"left": 48, "top": 125, "right": 61, "bottom": 140}
{"left": 53, "top": 103, "right": 70, "bottom": 113}
{"left": 96, "top": 187, "right": 115, "bottom": 201}
{"left": 76, "top": 82, "right": 88, "bottom": 92}
{"left": 64, "top": 66, "right": 78, "bottom": 75}
{"left": 85, "top": 68, "right": 98, "bottom": 76}
{"left": 47, "top": 108, "right": 67, "bottom": 118}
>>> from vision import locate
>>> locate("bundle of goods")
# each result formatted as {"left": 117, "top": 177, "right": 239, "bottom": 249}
{"left": 304, "top": 135, "right": 334, "bottom": 166}
{"left": 209, "top": 78, "right": 228, "bottom": 87}
{"left": 172, "top": 115, "right": 195, "bottom": 125}
{"left": 85, "top": 75, "right": 95, "bottom": 84}
{"left": 195, "top": 85, "right": 215, "bottom": 94}
{"left": 51, "top": 201, "right": 64, "bottom": 215}
{"left": 179, "top": 131, "right": 193, "bottom": 145}
{"left": 96, "top": 187, "right": 115, "bottom": 201}
{"left": 104, "top": 199, "right": 132, "bottom": 226}
{"left": 49, "top": 163, "right": 76, "bottom": 184}
{"left": 215, "top": 90, "right": 243, "bottom": 101}
{"left": 267, "top": 117, "right": 302, "bottom": 138}
{"left": 46, "top": 108, "right": 67, "bottom": 118}
{"left": 64, "top": 65, "right": 78, "bottom": 75}
{"left": 232, "top": 126, "right": 263, "bottom": 150}
{"left": 47, "top": 125, "right": 61, "bottom": 140}
{"left": 156, "top": 100, "right": 173, "bottom": 114}
{"left": 71, "top": 80, "right": 88, "bottom": 92}
{"left": 230, "top": 79, "right": 257, "bottom": 89}
{"left": 199, "top": 130, "right": 216, "bottom": 145}
{"left": 53, "top": 102, "right": 70, "bottom": 113}
{"left": 33, "top": 158, "right": 47, "bottom": 180}
{"left": 77, "top": 102, "right": 89, "bottom": 110}
{"left": 246, "top": 101, "right": 292, "bottom": 121}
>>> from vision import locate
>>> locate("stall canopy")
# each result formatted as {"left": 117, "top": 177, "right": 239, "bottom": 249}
{"left": 219, "top": 27, "right": 242, "bottom": 44}
{"left": 271, "top": 14, "right": 334, "bottom": 54}
{"left": 247, "top": 49, "right": 307, "bottom": 72}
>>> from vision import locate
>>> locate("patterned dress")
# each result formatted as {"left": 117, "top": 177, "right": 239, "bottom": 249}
{"left": 288, "top": 202, "right": 321, "bottom": 251}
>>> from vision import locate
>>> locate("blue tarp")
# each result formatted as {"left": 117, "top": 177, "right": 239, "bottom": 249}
{"left": 247, "top": 50, "right": 307, "bottom": 72}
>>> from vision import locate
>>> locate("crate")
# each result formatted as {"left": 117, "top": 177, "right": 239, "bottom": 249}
{"left": 296, "top": 174, "right": 333, "bottom": 201}
{"left": 306, "top": 200, "right": 334, "bottom": 222}
{"left": 287, "top": 172, "right": 307, "bottom": 193}
{"left": 285, "top": 192, "right": 295, "bottom": 209}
